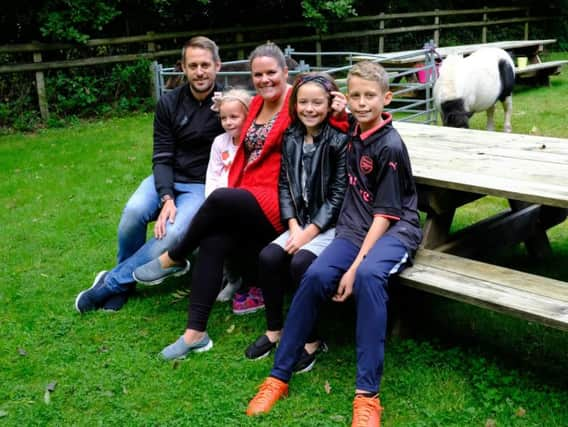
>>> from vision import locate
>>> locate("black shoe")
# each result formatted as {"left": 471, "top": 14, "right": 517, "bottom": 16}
{"left": 102, "top": 284, "right": 135, "bottom": 311}
{"left": 245, "top": 334, "right": 277, "bottom": 360}
{"left": 293, "top": 341, "right": 328, "bottom": 374}
{"left": 75, "top": 271, "right": 115, "bottom": 313}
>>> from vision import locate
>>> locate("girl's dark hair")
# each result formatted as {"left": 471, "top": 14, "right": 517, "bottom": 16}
{"left": 288, "top": 72, "right": 338, "bottom": 124}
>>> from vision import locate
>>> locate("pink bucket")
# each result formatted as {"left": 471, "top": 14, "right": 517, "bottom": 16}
{"left": 415, "top": 62, "right": 440, "bottom": 83}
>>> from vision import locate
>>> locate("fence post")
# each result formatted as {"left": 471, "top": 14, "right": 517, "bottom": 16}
{"left": 151, "top": 61, "right": 162, "bottom": 102}
{"left": 147, "top": 31, "right": 156, "bottom": 53}
{"left": 33, "top": 51, "right": 49, "bottom": 122}
{"left": 434, "top": 10, "right": 440, "bottom": 46}
{"left": 315, "top": 29, "right": 322, "bottom": 68}
{"left": 524, "top": 8, "right": 530, "bottom": 40}
{"left": 482, "top": 7, "right": 488, "bottom": 43}
{"left": 236, "top": 32, "right": 245, "bottom": 60}
{"left": 378, "top": 13, "right": 385, "bottom": 53}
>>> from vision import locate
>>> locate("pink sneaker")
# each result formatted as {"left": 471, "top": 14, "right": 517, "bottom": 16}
{"left": 232, "top": 286, "right": 265, "bottom": 315}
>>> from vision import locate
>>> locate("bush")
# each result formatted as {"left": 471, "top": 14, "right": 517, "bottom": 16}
{"left": 47, "top": 59, "right": 154, "bottom": 119}
{"left": 0, "top": 59, "right": 154, "bottom": 132}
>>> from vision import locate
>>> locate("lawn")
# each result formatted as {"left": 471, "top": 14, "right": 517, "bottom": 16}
{"left": 1, "top": 54, "right": 567, "bottom": 426}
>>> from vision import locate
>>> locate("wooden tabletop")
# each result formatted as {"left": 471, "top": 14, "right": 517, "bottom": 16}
{"left": 395, "top": 122, "right": 568, "bottom": 208}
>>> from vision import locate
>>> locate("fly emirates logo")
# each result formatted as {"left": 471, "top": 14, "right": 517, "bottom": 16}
{"left": 348, "top": 174, "right": 372, "bottom": 203}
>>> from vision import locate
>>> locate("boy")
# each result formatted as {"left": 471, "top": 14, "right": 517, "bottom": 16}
{"left": 245, "top": 61, "right": 422, "bottom": 426}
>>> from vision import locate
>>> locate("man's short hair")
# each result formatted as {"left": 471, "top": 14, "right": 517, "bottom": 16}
{"left": 347, "top": 61, "right": 390, "bottom": 93}
{"left": 181, "top": 36, "right": 220, "bottom": 63}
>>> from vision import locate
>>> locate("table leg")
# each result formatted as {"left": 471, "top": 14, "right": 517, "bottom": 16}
{"left": 508, "top": 200, "right": 552, "bottom": 259}
{"left": 421, "top": 209, "right": 455, "bottom": 249}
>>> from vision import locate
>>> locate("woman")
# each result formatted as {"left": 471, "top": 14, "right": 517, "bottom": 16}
{"left": 134, "top": 42, "right": 292, "bottom": 360}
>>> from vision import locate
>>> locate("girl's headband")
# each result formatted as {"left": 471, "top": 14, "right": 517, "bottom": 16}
{"left": 296, "top": 75, "right": 335, "bottom": 93}
{"left": 211, "top": 91, "right": 250, "bottom": 113}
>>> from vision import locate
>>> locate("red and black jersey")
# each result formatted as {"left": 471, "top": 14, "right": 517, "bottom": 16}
{"left": 335, "top": 113, "right": 422, "bottom": 252}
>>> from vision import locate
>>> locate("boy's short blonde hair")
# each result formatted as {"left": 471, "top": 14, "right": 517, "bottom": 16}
{"left": 347, "top": 61, "right": 390, "bottom": 93}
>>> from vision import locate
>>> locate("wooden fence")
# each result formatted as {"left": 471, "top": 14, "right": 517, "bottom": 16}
{"left": 0, "top": 6, "right": 553, "bottom": 121}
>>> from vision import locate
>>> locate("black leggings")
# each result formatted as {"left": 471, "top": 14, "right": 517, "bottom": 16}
{"left": 259, "top": 243, "right": 317, "bottom": 333}
{"left": 169, "top": 188, "right": 277, "bottom": 332}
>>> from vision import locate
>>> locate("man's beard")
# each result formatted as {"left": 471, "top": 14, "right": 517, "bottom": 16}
{"left": 190, "top": 80, "right": 214, "bottom": 93}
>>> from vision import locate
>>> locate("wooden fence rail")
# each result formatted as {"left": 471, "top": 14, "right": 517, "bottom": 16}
{"left": 0, "top": 6, "right": 553, "bottom": 122}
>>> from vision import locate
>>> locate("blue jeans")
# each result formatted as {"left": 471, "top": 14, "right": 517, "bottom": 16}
{"left": 270, "top": 235, "right": 409, "bottom": 393}
{"left": 105, "top": 175, "right": 205, "bottom": 293}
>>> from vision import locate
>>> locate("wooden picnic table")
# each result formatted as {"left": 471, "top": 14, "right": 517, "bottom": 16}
{"left": 392, "top": 122, "right": 568, "bottom": 330}
{"left": 396, "top": 121, "right": 568, "bottom": 251}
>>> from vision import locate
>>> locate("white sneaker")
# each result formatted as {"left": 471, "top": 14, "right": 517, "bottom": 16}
{"left": 216, "top": 278, "right": 242, "bottom": 302}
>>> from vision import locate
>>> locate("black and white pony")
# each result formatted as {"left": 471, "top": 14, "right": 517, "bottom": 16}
{"left": 433, "top": 47, "right": 515, "bottom": 132}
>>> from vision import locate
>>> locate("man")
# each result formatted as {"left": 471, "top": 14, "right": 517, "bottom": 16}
{"left": 75, "top": 36, "right": 223, "bottom": 312}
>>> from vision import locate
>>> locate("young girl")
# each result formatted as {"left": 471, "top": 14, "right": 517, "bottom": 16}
{"left": 205, "top": 89, "right": 253, "bottom": 303}
{"left": 244, "top": 73, "right": 348, "bottom": 373}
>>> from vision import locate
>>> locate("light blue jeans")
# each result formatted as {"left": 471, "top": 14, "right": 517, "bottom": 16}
{"left": 105, "top": 175, "right": 205, "bottom": 293}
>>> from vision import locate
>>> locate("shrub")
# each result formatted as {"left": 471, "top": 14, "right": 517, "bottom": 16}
{"left": 0, "top": 59, "right": 154, "bottom": 132}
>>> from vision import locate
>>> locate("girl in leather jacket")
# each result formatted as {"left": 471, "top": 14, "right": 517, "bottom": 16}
{"left": 244, "top": 73, "right": 349, "bottom": 371}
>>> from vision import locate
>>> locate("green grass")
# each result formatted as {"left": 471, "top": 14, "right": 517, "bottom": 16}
{"left": 1, "top": 55, "right": 568, "bottom": 426}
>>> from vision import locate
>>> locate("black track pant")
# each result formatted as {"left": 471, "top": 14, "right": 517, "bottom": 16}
{"left": 258, "top": 243, "right": 317, "bottom": 339}
{"left": 169, "top": 188, "right": 277, "bottom": 331}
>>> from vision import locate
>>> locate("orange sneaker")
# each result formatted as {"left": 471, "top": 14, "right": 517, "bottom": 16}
{"left": 351, "top": 395, "right": 383, "bottom": 427}
{"left": 246, "top": 377, "right": 289, "bottom": 416}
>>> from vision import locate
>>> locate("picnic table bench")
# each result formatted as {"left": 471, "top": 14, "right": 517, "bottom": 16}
{"left": 394, "top": 122, "right": 568, "bottom": 331}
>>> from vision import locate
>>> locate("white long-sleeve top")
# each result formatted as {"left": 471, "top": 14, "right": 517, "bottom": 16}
{"left": 205, "top": 132, "right": 239, "bottom": 197}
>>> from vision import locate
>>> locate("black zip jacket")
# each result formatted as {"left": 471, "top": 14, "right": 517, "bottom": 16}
{"left": 279, "top": 122, "right": 348, "bottom": 231}
{"left": 152, "top": 83, "right": 224, "bottom": 199}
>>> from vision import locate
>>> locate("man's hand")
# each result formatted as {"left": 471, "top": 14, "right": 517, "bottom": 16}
{"left": 333, "top": 268, "right": 356, "bottom": 302}
{"left": 154, "top": 199, "right": 176, "bottom": 239}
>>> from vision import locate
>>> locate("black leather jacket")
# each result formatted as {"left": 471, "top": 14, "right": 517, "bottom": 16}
{"left": 279, "top": 122, "right": 348, "bottom": 231}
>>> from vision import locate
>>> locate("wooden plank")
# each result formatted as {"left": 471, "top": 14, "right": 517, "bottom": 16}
{"left": 412, "top": 250, "right": 568, "bottom": 303}
{"left": 399, "top": 250, "right": 568, "bottom": 331}
{"left": 396, "top": 121, "right": 568, "bottom": 156}
{"left": 434, "top": 204, "right": 557, "bottom": 257}
{"left": 515, "top": 60, "right": 568, "bottom": 75}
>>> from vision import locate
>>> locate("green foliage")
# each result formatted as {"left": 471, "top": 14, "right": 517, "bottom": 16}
{"left": 301, "top": 0, "right": 357, "bottom": 32}
{"left": 0, "top": 59, "right": 153, "bottom": 131}
{"left": 0, "top": 72, "right": 41, "bottom": 132}
{"left": 38, "top": 0, "right": 121, "bottom": 43}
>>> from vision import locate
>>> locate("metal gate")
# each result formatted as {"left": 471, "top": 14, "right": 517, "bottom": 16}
{"left": 152, "top": 43, "right": 439, "bottom": 124}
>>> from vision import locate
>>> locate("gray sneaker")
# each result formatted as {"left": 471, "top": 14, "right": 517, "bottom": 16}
{"left": 160, "top": 333, "right": 213, "bottom": 360}
{"left": 132, "top": 258, "right": 190, "bottom": 286}
{"left": 216, "top": 278, "right": 242, "bottom": 302}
